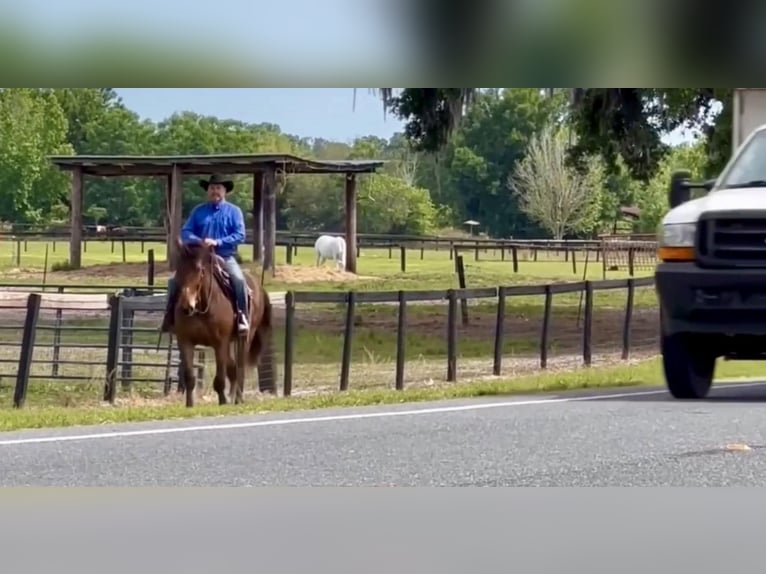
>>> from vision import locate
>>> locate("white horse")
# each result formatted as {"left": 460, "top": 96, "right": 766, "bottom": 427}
{"left": 315, "top": 234, "right": 346, "bottom": 271}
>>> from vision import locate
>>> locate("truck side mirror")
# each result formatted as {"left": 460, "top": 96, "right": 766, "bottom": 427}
{"left": 669, "top": 170, "right": 692, "bottom": 208}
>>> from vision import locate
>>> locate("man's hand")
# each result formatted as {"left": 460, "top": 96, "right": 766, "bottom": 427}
{"left": 202, "top": 238, "right": 218, "bottom": 248}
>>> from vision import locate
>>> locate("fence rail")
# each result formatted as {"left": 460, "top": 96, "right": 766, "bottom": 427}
{"left": 2, "top": 236, "right": 659, "bottom": 279}
{"left": 1, "top": 289, "right": 205, "bottom": 407}
{"left": 1, "top": 275, "right": 659, "bottom": 408}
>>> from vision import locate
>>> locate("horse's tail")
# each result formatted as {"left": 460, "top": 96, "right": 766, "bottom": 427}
{"left": 246, "top": 288, "right": 272, "bottom": 368}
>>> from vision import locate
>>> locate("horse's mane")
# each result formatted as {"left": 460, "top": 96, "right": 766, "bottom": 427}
{"left": 176, "top": 241, "right": 212, "bottom": 268}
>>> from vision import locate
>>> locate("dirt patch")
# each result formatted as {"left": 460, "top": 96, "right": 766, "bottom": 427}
{"left": 273, "top": 265, "right": 379, "bottom": 284}
{"left": 0, "top": 262, "right": 157, "bottom": 283}
{"left": 0, "top": 262, "right": 381, "bottom": 285}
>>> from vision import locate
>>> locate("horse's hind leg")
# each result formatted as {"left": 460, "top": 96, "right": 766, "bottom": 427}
{"left": 213, "top": 344, "right": 229, "bottom": 406}
{"left": 225, "top": 351, "right": 240, "bottom": 404}
{"left": 229, "top": 335, "right": 248, "bottom": 404}
{"left": 178, "top": 341, "right": 197, "bottom": 408}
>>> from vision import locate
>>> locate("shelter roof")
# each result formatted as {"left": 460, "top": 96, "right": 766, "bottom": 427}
{"left": 49, "top": 153, "right": 386, "bottom": 177}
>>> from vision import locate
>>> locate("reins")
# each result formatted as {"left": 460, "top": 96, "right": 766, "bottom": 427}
{"left": 184, "top": 251, "right": 217, "bottom": 318}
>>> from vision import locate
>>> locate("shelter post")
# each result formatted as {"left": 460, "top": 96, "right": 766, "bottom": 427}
{"left": 167, "top": 164, "right": 184, "bottom": 271}
{"left": 252, "top": 171, "right": 263, "bottom": 262}
{"left": 262, "top": 168, "right": 277, "bottom": 274}
{"left": 344, "top": 173, "right": 357, "bottom": 273}
{"left": 164, "top": 174, "right": 172, "bottom": 255}
{"left": 69, "top": 166, "right": 84, "bottom": 269}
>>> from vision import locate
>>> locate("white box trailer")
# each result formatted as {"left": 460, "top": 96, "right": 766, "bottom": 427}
{"left": 733, "top": 88, "right": 766, "bottom": 152}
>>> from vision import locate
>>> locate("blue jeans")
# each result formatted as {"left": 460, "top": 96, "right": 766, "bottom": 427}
{"left": 166, "top": 256, "right": 247, "bottom": 316}
{"left": 220, "top": 256, "right": 248, "bottom": 316}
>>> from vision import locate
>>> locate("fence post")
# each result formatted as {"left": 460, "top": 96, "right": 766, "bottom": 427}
{"left": 446, "top": 289, "right": 458, "bottom": 382}
{"left": 103, "top": 294, "right": 122, "bottom": 404}
{"left": 582, "top": 282, "right": 593, "bottom": 366}
{"left": 283, "top": 291, "right": 295, "bottom": 397}
{"left": 14, "top": 293, "right": 42, "bottom": 408}
{"left": 395, "top": 290, "right": 407, "bottom": 391}
{"left": 492, "top": 287, "right": 506, "bottom": 376}
{"left": 622, "top": 279, "right": 635, "bottom": 360}
{"left": 339, "top": 291, "right": 356, "bottom": 392}
{"left": 147, "top": 249, "right": 155, "bottom": 290}
{"left": 455, "top": 255, "right": 469, "bottom": 326}
{"left": 539, "top": 286, "right": 553, "bottom": 370}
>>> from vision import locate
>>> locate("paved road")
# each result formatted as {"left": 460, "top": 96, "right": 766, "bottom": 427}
{"left": 3, "top": 382, "right": 766, "bottom": 486}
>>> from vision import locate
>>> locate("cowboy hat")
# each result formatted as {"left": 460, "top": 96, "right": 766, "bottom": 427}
{"left": 199, "top": 174, "right": 234, "bottom": 192}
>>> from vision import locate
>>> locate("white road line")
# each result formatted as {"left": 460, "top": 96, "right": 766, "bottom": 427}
{"left": 1, "top": 381, "right": 765, "bottom": 447}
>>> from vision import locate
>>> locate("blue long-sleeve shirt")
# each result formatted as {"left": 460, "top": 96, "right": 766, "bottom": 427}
{"left": 180, "top": 200, "right": 245, "bottom": 259}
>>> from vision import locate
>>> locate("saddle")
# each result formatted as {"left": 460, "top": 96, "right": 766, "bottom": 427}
{"left": 210, "top": 253, "right": 253, "bottom": 317}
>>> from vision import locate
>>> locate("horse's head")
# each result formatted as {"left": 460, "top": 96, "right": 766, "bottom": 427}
{"left": 174, "top": 239, "right": 215, "bottom": 314}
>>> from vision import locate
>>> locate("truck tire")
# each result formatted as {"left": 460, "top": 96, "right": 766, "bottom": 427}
{"left": 661, "top": 332, "right": 716, "bottom": 399}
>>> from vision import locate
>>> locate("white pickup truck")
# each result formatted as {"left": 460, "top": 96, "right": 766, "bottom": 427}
{"left": 657, "top": 121, "right": 766, "bottom": 399}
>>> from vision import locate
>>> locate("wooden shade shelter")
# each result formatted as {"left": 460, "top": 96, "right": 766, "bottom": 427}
{"left": 49, "top": 153, "right": 385, "bottom": 273}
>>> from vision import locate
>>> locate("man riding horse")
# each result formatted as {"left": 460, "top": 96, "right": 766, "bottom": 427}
{"left": 160, "top": 174, "right": 250, "bottom": 334}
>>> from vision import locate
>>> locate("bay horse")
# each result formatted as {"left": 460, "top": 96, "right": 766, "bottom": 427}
{"left": 169, "top": 239, "right": 272, "bottom": 408}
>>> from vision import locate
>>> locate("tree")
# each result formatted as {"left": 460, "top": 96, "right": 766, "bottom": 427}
{"left": 358, "top": 173, "right": 438, "bottom": 235}
{"left": 635, "top": 140, "right": 708, "bottom": 233}
{"left": 368, "top": 88, "right": 732, "bottom": 182}
{"left": 365, "top": 89, "right": 478, "bottom": 152}
{"left": 438, "top": 88, "right": 567, "bottom": 238}
{"left": 509, "top": 125, "right": 605, "bottom": 239}
{"left": 0, "top": 89, "right": 73, "bottom": 225}
{"left": 566, "top": 88, "right": 730, "bottom": 181}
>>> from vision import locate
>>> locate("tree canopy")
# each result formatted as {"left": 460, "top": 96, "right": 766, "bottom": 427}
{"left": 375, "top": 88, "right": 731, "bottom": 181}
{"left": 0, "top": 87, "right": 718, "bottom": 241}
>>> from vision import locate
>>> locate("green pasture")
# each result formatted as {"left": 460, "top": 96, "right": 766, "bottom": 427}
{"left": 0, "top": 356, "right": 764, "bottom": 433}
{"left": 0, "top": 276, "right": 660, "bottom": 411}
{"left": 0, "top": 238, "right": 655, "bottom": 290}
{"left": 0, "top": 237, "right": 661, "bottom": 426}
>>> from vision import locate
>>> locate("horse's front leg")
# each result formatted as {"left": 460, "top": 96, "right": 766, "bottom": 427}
{"left": 178, "top": 341, "right": 197, "bottom": 408}
{"left": 213, "top": 343, "right": 229, "bottom": 406}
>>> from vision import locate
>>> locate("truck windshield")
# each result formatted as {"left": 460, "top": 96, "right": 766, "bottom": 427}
{"left": 718, "top": 129, "right": 766, "bottom": 189}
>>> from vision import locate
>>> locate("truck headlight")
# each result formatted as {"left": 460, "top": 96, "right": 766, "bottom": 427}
{"left": 657, "top": 223, "right": 696, "bottom": 261}
{"left": 658, "top": 223, "right": 696, "bottom": 247}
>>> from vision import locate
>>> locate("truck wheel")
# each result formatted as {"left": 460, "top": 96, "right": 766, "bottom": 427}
{"left": 661, "top": 332, "right": 716, "bottom": 399}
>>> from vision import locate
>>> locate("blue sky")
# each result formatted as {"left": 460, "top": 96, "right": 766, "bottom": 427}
{"left": 115, "top": 88, "right": 695, "bottom": 145}
{"left": 115, "top": 88, "right": 405, "bottom": 142}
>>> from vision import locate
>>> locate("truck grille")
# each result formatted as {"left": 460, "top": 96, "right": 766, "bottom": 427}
{"left": 697, "top": 213, "right": 766, "bottom": 267}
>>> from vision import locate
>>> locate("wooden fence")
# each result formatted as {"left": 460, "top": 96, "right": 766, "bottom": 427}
{"left": 2, "top": 236, "right": 658, "bottom": 281}
{"left": 3, "top": 275, "right": 657, "bottom": 408}
{"left": 0, "top": 288, "right": 205, "bottom": 407}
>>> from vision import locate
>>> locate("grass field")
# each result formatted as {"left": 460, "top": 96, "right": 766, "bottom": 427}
{"left": 0, "top": 237, "right": 655, "bottom": 291}
{"left": 0, "top": 356, "right": 764, "bottom": 432}
{"left": 0, "top": 238, "right": 663, "bottom": 429}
